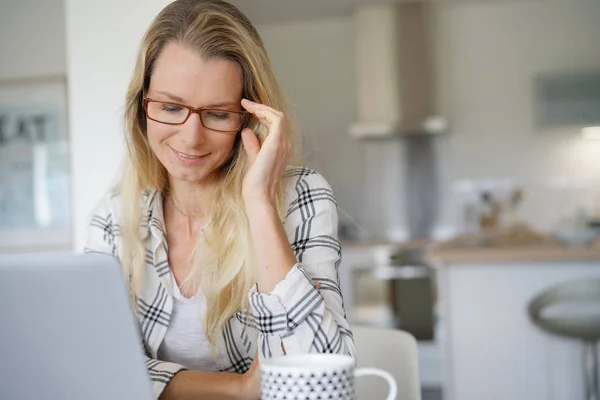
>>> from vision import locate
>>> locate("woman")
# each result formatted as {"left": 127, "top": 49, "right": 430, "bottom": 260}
{"left": 85, "top": 0, "right": 355, "bottom": 399}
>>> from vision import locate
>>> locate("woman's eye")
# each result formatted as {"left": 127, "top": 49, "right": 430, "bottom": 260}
{"left": 206, "top": 111, "right": 231, "bottom": 120}
{"left": 161, "top": 104, "right": 184, "bottom": 113}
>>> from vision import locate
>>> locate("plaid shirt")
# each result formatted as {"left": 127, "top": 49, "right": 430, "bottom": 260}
{"left": 84, "top": 167, "right": 355, "bottom": 399}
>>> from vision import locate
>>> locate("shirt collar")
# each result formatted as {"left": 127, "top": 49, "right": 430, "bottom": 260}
{"left": 143, "top": 189, "right": 167, "bottom": 245}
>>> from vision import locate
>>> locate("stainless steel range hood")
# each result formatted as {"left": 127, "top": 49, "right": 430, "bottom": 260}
{"left": 349, "top": 2, "right": 447, "bottom": 139}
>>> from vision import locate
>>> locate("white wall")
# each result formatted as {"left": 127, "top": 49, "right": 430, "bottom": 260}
{"left": 65, "top": 0, "right": 172, "bottom": 250}
{"left": 256, "top": 18, "right": 411, "bottom": 242}
{"left": 252, "top": 0, "right": 600, "bottom": 239}
{"left": 433, "top": 0, "right": 600, "bottom": 233}
{"left": 256, "top": 18, "right": 364, "bottom": 233}
{"left": 0, "top": 0, "right": 65, "bottom": 80}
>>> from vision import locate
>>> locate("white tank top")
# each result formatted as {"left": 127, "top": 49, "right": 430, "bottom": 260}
{"left": 157, "top": 272, "right": 219, "bottom": 371}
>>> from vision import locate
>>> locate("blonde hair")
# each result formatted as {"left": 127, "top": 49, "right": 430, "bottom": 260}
{"left": 120, "top": 0, "right": 300, "bottom": 343}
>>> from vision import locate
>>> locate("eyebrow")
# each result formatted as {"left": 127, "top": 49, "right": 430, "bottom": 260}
{"left": 156, "top": 91, "right": 238, "bottom": 108}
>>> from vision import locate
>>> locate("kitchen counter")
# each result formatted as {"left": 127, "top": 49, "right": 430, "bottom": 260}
{"left": 427, "top": 242, "right": 600, "bottom": 264}
{"left": 341, "top": 239, "right": 431, "bottom": 250}
{"left": 436, "top": 250, "right": 600, "bottom": 400}
{"left": 341, "top": 238, "right": 600, "bottom": 265}
{"left": 339, "top": 236, "right": 600, "bottom": 398}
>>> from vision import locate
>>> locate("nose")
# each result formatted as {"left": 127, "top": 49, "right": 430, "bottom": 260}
{"left": 178, "top": 112, "right": 207, "bottom": 148}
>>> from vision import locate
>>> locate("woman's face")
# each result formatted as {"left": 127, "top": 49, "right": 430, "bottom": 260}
{"left": 146, "top": 42, "right": 243, "bottom": 184}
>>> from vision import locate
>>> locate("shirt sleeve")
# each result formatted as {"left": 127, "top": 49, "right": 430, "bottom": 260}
{"left": 247, "top": 169, "right": 356, "bottom": 361}
{"left": 144, "top": 356, "right": 187, "bottom": 398}
{"left": 83, "top": 193, "right": 120, "bottom": 257}
{"left": 83, "top": 193, "right": 186, "bottom": 399}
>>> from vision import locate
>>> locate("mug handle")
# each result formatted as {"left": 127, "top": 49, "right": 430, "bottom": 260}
{"left": 355, "top": 367, "right": 398, "bottom": 400}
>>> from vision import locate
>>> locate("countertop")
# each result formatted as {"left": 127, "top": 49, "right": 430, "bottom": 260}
{"left": 341, "top": 238, "right": 600, "bottom": 265}
{"left": 427, "top": 242, "right": 600, "bottom": 264}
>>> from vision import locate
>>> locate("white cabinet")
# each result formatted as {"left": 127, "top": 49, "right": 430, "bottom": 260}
{"left": 439, "top": 261, "right": 600, "bottom": 400}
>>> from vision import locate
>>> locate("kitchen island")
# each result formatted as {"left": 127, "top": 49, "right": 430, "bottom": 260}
{"left": 340, "top": 239, "right": 600, "bottom": 399}
{"left": 430, "top": 242, "right": 600, "bottom": 400}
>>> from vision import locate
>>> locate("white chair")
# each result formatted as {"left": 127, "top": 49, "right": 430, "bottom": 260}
{"left": 352, "top": 326, "right": 421, "bottom": 400}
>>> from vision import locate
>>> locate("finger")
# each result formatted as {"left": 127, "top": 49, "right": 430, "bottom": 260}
{"left": 241, "top": 99, "right": 283, "bottom": 128}
{"left": 241, "top": 98, "right": 282, "bottom": 115}
{"left": 241, "top": 128, "right": 260, "bottom": 163}
{"left": 247, "top": 108, "right": 281, "bottom": 129}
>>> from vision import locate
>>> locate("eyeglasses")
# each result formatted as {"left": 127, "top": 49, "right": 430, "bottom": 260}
{"left": 142, "top": 97, "right": 248, "bottom": 133}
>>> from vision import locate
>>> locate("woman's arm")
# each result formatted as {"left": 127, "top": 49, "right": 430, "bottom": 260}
{"left": 245, "top": 200, "right": 296, "bottom": 293}
{"left": 238, "top": 98, "right": 354, "bottom": 360}
{"left": 244, "top": 169, "right": 356, "bottom": 359}
{"left": 159, "top": 370, "right": 244, "bottom": 400}
{"left": 160, "top": 352, "right": 260, "bottom": 400}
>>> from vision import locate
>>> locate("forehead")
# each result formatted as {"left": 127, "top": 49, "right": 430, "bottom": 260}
{"left": 149, "top": 41, "right": 243, "bottom": 105}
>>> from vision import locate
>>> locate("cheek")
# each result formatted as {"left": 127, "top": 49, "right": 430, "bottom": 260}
{"left": 146, "top": 122, "right": 176, "bottom": 149}
{"left": 213, "top": 134, "right": 238, "bottom": 157}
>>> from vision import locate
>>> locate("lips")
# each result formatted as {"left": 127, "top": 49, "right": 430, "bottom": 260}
{"left": 174, "top": 149, "right": 202, "bottom": 159}
{"left": 170, "top": 146, "right": 209, "bottom": 165}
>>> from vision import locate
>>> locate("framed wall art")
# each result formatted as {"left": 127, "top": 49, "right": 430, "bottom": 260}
{"left": 0, "top": 75, "right": 71, "bottom": 251}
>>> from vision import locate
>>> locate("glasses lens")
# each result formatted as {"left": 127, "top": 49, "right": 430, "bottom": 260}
{"left": 147, "top": 101, "right": 189, "bottom": 124}
{"left": 201, "top": 110, "right": 242, "bottom": 132}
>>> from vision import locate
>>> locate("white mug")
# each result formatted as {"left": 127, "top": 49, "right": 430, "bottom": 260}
{"left": 260, "top": 354, "right": 397, "bottom": 400}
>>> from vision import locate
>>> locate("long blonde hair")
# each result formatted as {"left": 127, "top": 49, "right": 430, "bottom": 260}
{"left": 120, "top": 0, "right": 299, "bottom": 343}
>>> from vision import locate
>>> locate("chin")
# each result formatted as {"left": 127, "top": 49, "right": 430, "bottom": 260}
{"left": 166, "top": 156, "right": 225, "bottom": 185}
{"left": 167, "top": 165, "right": 212, "bottom": 183}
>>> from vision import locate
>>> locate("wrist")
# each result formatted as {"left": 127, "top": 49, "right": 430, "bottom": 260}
{"left": 244, "top": 197, "right": 276, "bottom": 213}
{"left": 234, "top": 374, "right": 245, "bottom": 400}
{"left": 236, "top": 371, "right": 254, "bottom": 400}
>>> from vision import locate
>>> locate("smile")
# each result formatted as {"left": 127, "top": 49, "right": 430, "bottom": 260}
{"left": 170, "top": 146, "right": 209, "bottom": 165}
{"left": 175, "top": 150, "right": 202, "bottom": 159}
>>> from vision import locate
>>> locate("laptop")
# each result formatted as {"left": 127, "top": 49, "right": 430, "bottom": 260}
{"left": 0, "top": 252, "right": 153, "bottom": 400}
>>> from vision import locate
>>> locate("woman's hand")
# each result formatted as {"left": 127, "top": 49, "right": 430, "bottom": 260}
{"left": 240, "top": 99, "right": 296, "bottom": 292}
{"left": 240, "top": 98, "right": 291, "bottom": 206}
{"left": 239, "top": 351, "right": 261, "bottom": 400}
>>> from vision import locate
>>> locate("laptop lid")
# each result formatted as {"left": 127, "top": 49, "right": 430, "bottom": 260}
{"left": 0, "top": 252, "right": 153, "bottom": 400}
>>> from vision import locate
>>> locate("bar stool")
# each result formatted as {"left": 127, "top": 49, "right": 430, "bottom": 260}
{"left": 528, "top": 279, "right": 600, "bottom": 400}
